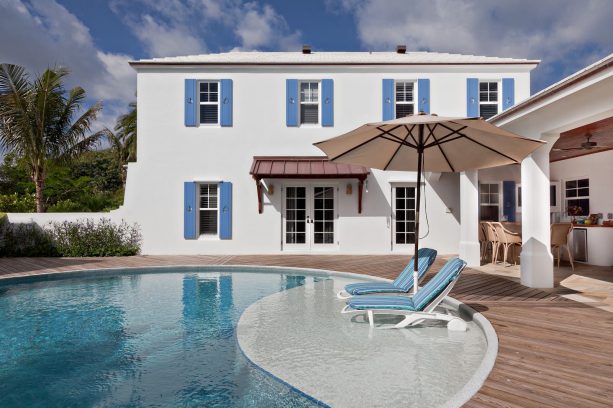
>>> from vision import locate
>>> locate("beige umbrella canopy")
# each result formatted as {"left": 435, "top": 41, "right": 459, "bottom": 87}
{"left": 314, "top": 113, "right": 546, "bottom": 293}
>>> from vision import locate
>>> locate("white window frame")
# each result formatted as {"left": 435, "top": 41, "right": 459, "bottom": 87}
{"left": 299, "top": 80, "right": 321, "bottom": 126}
{"left": 516, "top": 181, "right": 561, "bottom": 213}
{"left": 395, "top": 80, "right": 416, "bottom": 119}
{"left": 563, "top": 177, "right": 590, "bottom": 217}
{"left": 478, "top": 80, "right": 501, "bottom": 120}
{"left": 391, "top": 183, "right": 419, "bottom": 249}
{"left": 479, "top": 182, "right": 502, "bottom": 221}
{"left": 198, "top": 80, "right": 221, "bottom": 126}
{"left": 198, "top": 182, "right": 220, "bottom": 238}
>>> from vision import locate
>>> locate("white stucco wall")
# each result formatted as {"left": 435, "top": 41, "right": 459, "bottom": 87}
{"left": 115, "top": 63, "right": 533, "bottom": 255}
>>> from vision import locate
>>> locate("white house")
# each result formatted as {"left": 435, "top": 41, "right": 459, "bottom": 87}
{"left": 120, "top": 48, "right": 538, "bottom": 256}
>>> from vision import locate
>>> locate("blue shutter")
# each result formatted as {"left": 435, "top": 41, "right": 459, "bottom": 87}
{"left": 184, "top": 181, "right": 197, "bottom": 239}
{"left": 220, "top": 79, "right": 233, "bottom": 126}
{"left": 219, "top": 181, "right": 232, "bottom": 240}
{"left": 286, "top": 79, "right": 298, "bottom": 127}
{"left": 503, "top": 181, "right": 516, "bottom": 222}
{"left": 185, "top": 79, "right": 197, "bottom": 127}
{"left": 382, "top": 79, "right": 394, "bottom": 120}
{"left": 502, "top": 78, "right": 515, "bottom": 111}
{"left": 417, "top": 78, "right": 430, "bottom": 114}
{"left": 321, "top": 79, "right": 334, "bottom": 127}
{"left": 467, "top": 78, "right": 479, "bottom": 117}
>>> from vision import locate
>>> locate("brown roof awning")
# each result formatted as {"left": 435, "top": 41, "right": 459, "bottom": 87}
{"left": 250, "top": 156, "right": 370, "bottom": 179}
{"left": 249, "top": 156, "right": 370, "bottom": 214}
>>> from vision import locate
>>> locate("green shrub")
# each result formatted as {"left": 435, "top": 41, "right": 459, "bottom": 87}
{"left": 0, "top": 193, "right": 36, "bottom": 212}
{"left": 0, "top": 218, "right": 141, "bottom": 257}
{"left": 48, "top": 218, "right": 141, "bottom": 256}
{"left": 0, "top": 222, "right": 58, "bottom": 257}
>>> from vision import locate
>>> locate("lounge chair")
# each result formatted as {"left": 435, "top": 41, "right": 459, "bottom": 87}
{"left": 341, "top": 258, "right": 467, "bottom": 331}
{"left": 336, "top": 248, "right": 438, "bottom": 299}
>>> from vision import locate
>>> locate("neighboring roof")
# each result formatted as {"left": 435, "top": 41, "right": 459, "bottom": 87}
{"left": 249, "top": 156, "right": 370, "bottom": 179}
{"left": 490, "top": 53, "right": 613, "bottom": 124}
{"left": 130, "top": 51, "right": 539, "bottom": 66}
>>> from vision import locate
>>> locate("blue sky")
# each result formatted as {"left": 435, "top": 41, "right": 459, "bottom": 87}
{"left": 1, "top": 0, "right": 612, "bottom": 130}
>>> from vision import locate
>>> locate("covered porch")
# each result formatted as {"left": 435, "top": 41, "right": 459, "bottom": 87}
{"left": 459, "top": 54, "right": 613, "bottom": 287}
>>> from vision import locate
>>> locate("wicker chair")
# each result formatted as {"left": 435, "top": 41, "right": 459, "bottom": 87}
{"left": 551, "top": 223, "right": 574, "bottom": 271}
{"left": 484, "top": 222, "right": 500, "bottom": 263}
{"left": 492, "top": 222, "right": 522, "bottom": 266}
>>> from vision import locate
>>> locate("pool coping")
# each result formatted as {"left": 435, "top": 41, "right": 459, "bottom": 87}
{"left": 0, "top": 264, "right": 498, "bottom": 408}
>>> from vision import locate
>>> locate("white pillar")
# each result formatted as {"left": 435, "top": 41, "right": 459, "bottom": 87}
{"left": 459, "top": 170, "right": 480, "bottom": 266}
{"left": 520, "top": 134, "right": 559, "bottom": 288}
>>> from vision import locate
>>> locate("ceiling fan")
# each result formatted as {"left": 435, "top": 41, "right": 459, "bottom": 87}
{"left": 552, "top": 133, "right": 599, "bottom": 152}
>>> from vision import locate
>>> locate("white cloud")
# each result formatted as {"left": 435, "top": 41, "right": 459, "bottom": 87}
{"left": 0, "top": 0, "right": 136, "bottom": 131}
{"left": 329, "top": 0, "right": 613, "bottom": 90}
{"left": 234, "top": 3, "right": 301, "bottom": 51}
{"left": 132, "top": 14, "right": 207, "bottom": 57}
{"left": 111, "top": 0, "right": 302, "bottom": 54}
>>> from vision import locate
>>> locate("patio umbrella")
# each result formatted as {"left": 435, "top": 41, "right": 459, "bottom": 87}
{"left": 314, "top": 113, "right": 546, "bottom": 294}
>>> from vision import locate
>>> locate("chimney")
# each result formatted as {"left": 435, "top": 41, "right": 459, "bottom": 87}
{"left": 302, "top": 45, "right": 311, "bottom": 54}
{"left": 396, "top": 45, "right": 407, "bottom": 54}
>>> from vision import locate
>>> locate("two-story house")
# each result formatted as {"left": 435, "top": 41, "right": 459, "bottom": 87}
{"left": 123, "top": 47, "right": 539, "bottom": 255}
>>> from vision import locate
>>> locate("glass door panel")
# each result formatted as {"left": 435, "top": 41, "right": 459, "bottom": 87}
{"left": 313, "top": 186, "right": 335, "bottom": 245}
{"left": 285, "top": 187, "right": 307, "bottom": 246}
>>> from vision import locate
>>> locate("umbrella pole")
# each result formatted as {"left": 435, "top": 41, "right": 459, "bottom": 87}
{"left": 413, "top": 126, "right": 424, "bottom": 295}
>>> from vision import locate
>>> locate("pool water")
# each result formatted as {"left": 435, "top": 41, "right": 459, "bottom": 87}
{"left": 0, "top": 271, "right": 319, "bottom": 408}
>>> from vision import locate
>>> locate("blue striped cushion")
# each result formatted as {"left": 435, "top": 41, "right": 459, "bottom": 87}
{"left": 392, "top": 248, "right": 438, "bottom": 291}
{"left": 347, "top": 295, "right": 417, "bottom": 311}
{"left": 344, "top": 282, "right": 404, "bottom": 295}
{"left": 412, "top": 258, "right": 466, "bottom": 310}
{"left": 342, "top": 248, "right": 437, "bottom": 296}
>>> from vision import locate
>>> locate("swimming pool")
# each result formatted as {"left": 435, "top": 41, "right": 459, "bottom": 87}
{"left": 0, "top": 267, "right": 495, "bottom": 407}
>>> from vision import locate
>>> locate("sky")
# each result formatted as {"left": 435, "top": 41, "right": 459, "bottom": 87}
{"left": 0, "top": 0, "right": 612, "bottom": 132}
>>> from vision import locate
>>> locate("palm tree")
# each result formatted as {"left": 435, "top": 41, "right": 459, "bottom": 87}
{"left": 105, "top": 102, "right": 136, "bottom": 186}
{"left": 0, "top": 64, "right": 103, "bottom": 212}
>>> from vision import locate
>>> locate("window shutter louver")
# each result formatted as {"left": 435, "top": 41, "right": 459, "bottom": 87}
{"left": 502, "top": 78, "right": 515, "bottom": 111}
{"left": 219, "top": 181, "right": 232, "bottom": 240}
{"left": 286, "top": 79, "right": 298, "bottom": 126}
{"left": 382, "top": 79, "right": 394, "bottom": 120}
{"left": 321, "top": 79, "right": 334, "bottom": 126}
{"left": 503, "top": 180, "right": 516, "bottom": 222}
{"left": 184, "top": 181, "right": 197, "bottom": 239}
{"left": 466, "top": 78, "right": 479, "bottom": 117}
{"left": 417, "top": 78, "right": 430, "bottom": 114}
{"left": 220, "top": 79, "right": 233, "bottom": 126}
{"left": 184, "top": 79, "right": 197, "bottom": 127}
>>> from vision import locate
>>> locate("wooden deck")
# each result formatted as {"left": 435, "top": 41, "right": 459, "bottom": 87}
{"left": 1, "top": 255, "right": 612, "bottom": 407}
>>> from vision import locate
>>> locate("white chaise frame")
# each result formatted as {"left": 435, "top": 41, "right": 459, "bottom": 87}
{"left": 340, "top": 276, "right": 467, "bottom": 331}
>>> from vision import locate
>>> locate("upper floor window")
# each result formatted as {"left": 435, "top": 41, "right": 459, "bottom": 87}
{"left": 395, "top": 81, "right": 415, "bottom": 118}
{"left": 199, "top": 183, "right": 218, "bottom": 236}
{"left": 199, "top": 81, "right": 219, "bottom": 125}
{"left": 565, "top": 178, "right": 589, "bottom": 216}
{"left": 479, "top": 81, "right": 499, "bottom": 119}
{"left": 300, "top": 81, "right": 319, "bottom": 125}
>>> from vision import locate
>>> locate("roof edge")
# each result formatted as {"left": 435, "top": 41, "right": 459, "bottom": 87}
{"left": 490, "top": 53, "right": 613, "bottom": 124}
{"left": 129, "top": 60, "right": 540, "bottom": 67}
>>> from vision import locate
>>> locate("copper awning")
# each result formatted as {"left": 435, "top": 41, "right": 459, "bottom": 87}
{"left": 249, "top": 156, "right": 370, "bottom": 214}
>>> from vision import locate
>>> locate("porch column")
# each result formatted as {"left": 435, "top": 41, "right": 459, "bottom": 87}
{"left": 459, "top": 170, "right": 480, "bottom": 266}
{"left": 520, "top": 133, "right": 559, "bottom": 288}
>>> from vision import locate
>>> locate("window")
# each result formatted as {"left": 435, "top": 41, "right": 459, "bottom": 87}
{"left": 395, "top": 81, "right": 415, "bottom": 118}
{"left": 479, "top": 183, "right": 500, "bottom": 221}
{"left": 479, "top": 81, "right": 499, "bottom": 119}
{"left": 395, "top": 187, "right": 416, "bottom": 244}
{"left": 565, "top": 178, "right": 589, "bottom": 216}
{"left": 199, "top": 183, "right": 218, "bottom": 235}
{"left": 517, "top": 182, "right": 560, "bottom": 211}
{"left": 299, "top": 81, "right": 319, "bottom": 125}
{"left": 199, "top": 81, "right": 219, "bottom": 125}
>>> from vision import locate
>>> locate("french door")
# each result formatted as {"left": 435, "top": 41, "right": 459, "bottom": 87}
{"left": 283, "top": 185, "right": 337, "bottom": 250}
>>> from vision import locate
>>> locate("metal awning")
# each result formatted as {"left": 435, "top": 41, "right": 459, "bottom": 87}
{"left": 249, "top": 156, "right": 370, "bottom": 214}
